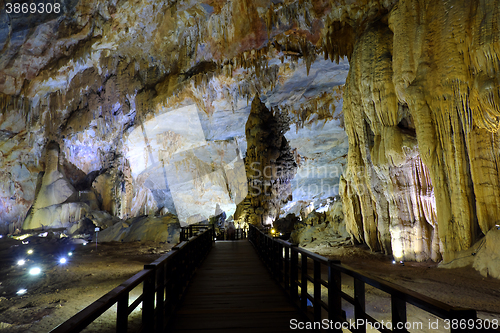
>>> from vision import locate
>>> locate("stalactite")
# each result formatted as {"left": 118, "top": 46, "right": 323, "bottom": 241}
{"left": 342, "top": 0, "right": 500, "bottom": 261}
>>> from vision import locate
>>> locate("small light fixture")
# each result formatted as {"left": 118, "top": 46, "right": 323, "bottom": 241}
{"left": 17, "top": 259, "right": 26, "bottom": 266}
{"left": 22, "top": 240, "right": 29, "bottom": 245}
{"left": 0, "top": 235, "right": 3, "bottom": 239}
{"left": 17, "top": 289, "right": 27, "bottom": 295}
{"left": 82, "top": 242, "right": 87, "bottom": 246}
{"left": 29, "top": 267, "right": 41, "bottom": 275}
{"left": 68, "top": 252, "right": 73, "bottom": 256}
{"left": 59, "top": 258, "right": 67, "bottom": 264}
{"left": 27, "top": 249, "right": 33, "bottom": 255}
{"left": 392, "top": 260, "right": 396, "bottom": 264}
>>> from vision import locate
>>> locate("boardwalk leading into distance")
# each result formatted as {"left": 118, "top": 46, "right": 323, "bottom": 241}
{"left": 171, "top": 240, "right": 310, "bottom": 332}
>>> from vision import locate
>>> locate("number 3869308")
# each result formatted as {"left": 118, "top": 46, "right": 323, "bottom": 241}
{"left": 5, "top": 2, "right": 61, "bottom": 14}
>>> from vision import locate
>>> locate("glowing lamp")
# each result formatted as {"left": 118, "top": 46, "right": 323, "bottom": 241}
{"left": 27, "top": 249, "right": 33, "bottom": 255}
{"left": 59, "top": 258, "right": 67, "bottom": 264}
{"left": 82, "top": 242, "right": 87, "bottom": 246}
{"left": 392, "top": 260, "right": 396, "bottom": 264}
{"left": 29, "top": 267, "right": 41, "bottom": 275}
{"left": 17, "top": 259, "right": 26, "bottom": 266}
{"left": 17, "top": 289, "right": 27, "bottom": 295}
{"left": 68, "top": 252, "right": 73, "bottom": 256}
{"left": 270, "top": 228, "right": 276, "bottom": 234}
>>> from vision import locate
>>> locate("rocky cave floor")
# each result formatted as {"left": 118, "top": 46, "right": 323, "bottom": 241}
{"left": 0, "top": 237, "right": 499, "bottom": 333}
{"left": 0, "top": 235, "right": 173, "bottom": 333}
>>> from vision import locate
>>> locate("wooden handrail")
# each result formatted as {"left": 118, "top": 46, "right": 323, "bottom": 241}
{"left": 50, "top": 227, "right": 213, "bottom": 333}
{"left": 249, "top": 224, "right": 499, "bottom": 333}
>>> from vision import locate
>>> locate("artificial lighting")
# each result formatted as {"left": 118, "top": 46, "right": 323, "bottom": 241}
{"left": 15, "top": 234, "right": 30, "bottom": 241}
{"left": 392, "top": 260, "right": 396, "bottom": 264}
{"left": 0, "top": 235, "right": 3, "bottom": 238}
{"left": 17, "top": 259, "right": 26, "bottom": 266}
{"left": 59, "top": 258, "right": 67, "bottom": 264}
{"left": 22, "top": 240, "right": 29, "bottom": 245}
{"left": 68, "top": 252, "right": 73, "bottom": 256}
{"left": 29, "top": 267, "right": 41, "bottom": 275}
{"left": 17, "top": 289, "right": 27, "bottom": 295}
{"left": 270, "top": 228, "right": 276, "bottom": 234}
{"left": 27, "top": 249, "right": 33, "bottom": 254}
{"left": 82, "top": 242, "right": 87, "bottom": 246}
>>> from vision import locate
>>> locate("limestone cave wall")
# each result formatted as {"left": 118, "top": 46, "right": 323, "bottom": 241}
{"left": 340, "top": 0, "right": 500, "bottom": 261}
{"left": 0, "top": 0, "right": 349, "bottom": 233}
{"left": 1, "top": 0, "right": 499, "bottom": 263}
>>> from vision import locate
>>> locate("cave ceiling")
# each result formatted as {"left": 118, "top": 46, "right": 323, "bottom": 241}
{"left": 1, "top": 0, "right": 371, "bottom": 230}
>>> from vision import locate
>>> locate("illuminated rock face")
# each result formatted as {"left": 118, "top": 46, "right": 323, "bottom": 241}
{"left": 0, "top": 0, "right": 499, "bottom": 267}
{"left": 22, "top": 141, "right": 98, "bottom": 230}
{"left": 341, "top": 0, "right": 500, "bottom": 261}
{"left": 235, "top": 97, "right": 297, "bottom": 226}
{"left": 0, "top": 0, "right": 349, "bottom": 233}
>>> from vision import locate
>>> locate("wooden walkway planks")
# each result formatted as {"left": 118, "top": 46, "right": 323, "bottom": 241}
{"left": 170, "top": 240, "right": 310, "bottom": 332}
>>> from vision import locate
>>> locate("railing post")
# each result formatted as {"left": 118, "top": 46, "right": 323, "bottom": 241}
{"left": 284, "top": 245, "right": 290, "bottom": 291}
{"left": 449, "top": 309, "right": 477, "bottom": 333}
{"left": 290, "top": 246, "right": 298, "bottom": 302}
{"left": 354, "top": 279, "right": 366, "bottom": 333}
{"left": 328, "top": 260, "right": 342, "bottom": 332}
{"left": 301, "top": 253, "right": 308, "bottom": 312}
{"left": 155, "top": 265, "right": 165, "bottom": 333}
{"left": 314, "top": 260, "right": 321, "bottom": 322}
{"left": 116, "top": 293, "right": 128, "bottom": 333}
{"left": 392, "top": 296, "right": 406, "bottom": 332}
{"left": 142, "top": 268, "right": 156, "bottom": 333}
{"left": 278, "top": 242, "right": 284, "bottom": 283}
{"left": 273, "top": 240, "right": 279, "bottom": 279}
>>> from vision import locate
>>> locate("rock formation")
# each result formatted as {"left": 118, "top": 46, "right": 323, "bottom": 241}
{"left": 22, "top": 141, "right": 98, "bottom": 230}
{"left": 235, "top": 96, "right": 297, "bottom": 226}
{"left": 0, "top": 0, "right": 499, "bottom": 273}
{"left": 340, "top": 0, "right": 500, "bottom": 262}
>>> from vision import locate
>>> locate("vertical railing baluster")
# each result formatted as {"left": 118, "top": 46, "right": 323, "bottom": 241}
{"left": 314, "top": 260, "right": 321, "bottom": 322}
{"left": 291, "top": 246, "right": 298, "bottom": 302}
{"left": 301, "top": 254, "right": 308, "bottom": 312}
{"left": 116, "top": 293, "right": 128, "bottom": 333}
{"left": 155, "top": 265, "right": 165, "bottom": 333}
{"left": 274, "top": 241, "right": 279, "bottom": 279}
{"left": 354, "top": 279, "right": 366, "bottom": 333}
{"left": 328, "top": 260, "right": 342, "bottom": 332}
{"left": 449, "top": 309, "right": 476, "bottom": 333}
{"left": 392, "top": 296, "right": 407, "bottom": 332}
{"left": 284, "top": 245, "right": 290, "bottom": 291}
{"left": 142, "top": 268, "right": 155, "bottom": 332}
{"left": 278, "top": 242, "right": 283, "bottom": 283}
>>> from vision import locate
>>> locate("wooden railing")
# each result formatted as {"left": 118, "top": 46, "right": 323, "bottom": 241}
{"left": 49, "top": 228, "right": 213, "bottom": 333}
{"left": 216, "top": 227, "right": 247, "bottom": 240}
{"left": 249, "top": 224, "right": 499, "bottom": 333}
{"left": 180, "top": 223, "right": 215, "bottom": 241}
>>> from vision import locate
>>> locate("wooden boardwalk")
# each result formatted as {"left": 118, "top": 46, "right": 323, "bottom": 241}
{"left": 171, "top": 240, "right": 310, "bottom": 332}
